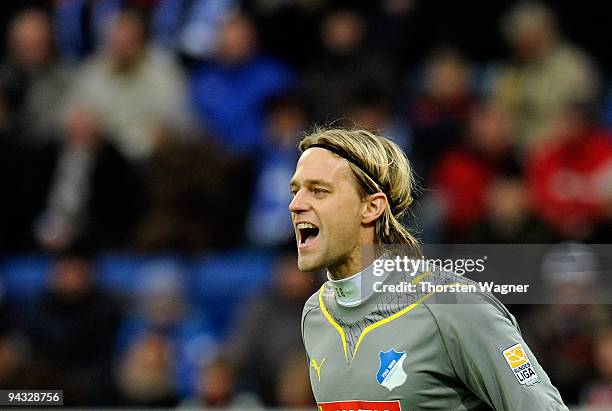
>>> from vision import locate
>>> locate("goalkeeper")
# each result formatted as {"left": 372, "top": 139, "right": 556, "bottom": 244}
{"left": 289, "top": 128, "right": 568, "bottom": 410}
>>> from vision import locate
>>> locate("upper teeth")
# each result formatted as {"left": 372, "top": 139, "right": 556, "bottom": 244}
{"left": 297, "top": 223, "right": 317, "bottom": 229}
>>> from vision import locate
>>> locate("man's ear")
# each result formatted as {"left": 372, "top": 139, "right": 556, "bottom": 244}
{"left": 362, "top": 192, "right": 387, "bottom": 225}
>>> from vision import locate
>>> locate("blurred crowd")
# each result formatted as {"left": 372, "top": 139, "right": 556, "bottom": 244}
{"left": 0, "top": 0, "right": 611, "bottom": 408}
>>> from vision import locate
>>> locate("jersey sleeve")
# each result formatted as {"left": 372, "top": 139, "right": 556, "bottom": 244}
{"left": 427, "top": 292, "right": 569, "bottom": 411}
{"left": 301, "top": 290, "right": 320, "bottom": 363}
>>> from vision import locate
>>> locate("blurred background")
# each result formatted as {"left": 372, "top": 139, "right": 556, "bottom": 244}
{"left": 0, "top": 0, "right": 611, "bottom": 408}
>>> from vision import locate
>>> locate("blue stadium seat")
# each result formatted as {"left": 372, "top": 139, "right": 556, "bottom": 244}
{"left": 190, "top": 249, "right": 275, "bottom": 334}
{"left": 1, "top": 250, "right": 275, "bottom": 335}
{"left": 95, "top": 254, "right": 150, "bottom": 295}
{"left": 190, "top": 249, "right": 274, "bottom": 298}
{"left": 0, "top": 255, "right": 51, "bottom": 300}
{"left": 96, "top": 254, "right": 189, "bottom": 297}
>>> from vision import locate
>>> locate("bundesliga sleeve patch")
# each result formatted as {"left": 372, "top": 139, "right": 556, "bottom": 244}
{"left": 502, "top": 343, "right": 541, "bottom": 386}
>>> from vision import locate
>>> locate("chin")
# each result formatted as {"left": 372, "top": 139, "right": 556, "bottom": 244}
{"left": 297, "top": 254, "right": 324, "bottom": 273}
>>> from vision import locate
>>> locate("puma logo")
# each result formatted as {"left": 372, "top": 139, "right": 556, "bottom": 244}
{"left": 310, "top": 358, "right": 326, "bottom": 382}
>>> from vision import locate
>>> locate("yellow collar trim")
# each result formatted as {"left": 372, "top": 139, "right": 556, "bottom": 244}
{"left": 318, "top": 272, "right": 436, "bottom": 361}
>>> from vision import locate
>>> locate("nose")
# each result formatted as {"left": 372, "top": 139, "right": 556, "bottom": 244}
{"left": 289, "top": 189, "right": 309, "bottom": 213}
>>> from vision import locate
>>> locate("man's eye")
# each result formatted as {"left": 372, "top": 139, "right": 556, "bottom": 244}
{"left": 312, "top": 188, "right": 328, "bottom": 196}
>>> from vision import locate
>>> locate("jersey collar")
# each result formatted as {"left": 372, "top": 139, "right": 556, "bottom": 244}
{"left": 327, "top": 255, "right": 392, "bottom": 307}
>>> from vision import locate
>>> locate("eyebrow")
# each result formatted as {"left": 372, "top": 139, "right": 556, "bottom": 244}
{"left": 289, "top": 178, "right": 333, "bottom": 188}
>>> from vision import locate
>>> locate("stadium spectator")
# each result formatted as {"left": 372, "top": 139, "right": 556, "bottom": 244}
{"left": 275, "top": 350, "right": 315, "bottom": 407}
{"left": 135, "top": 126, "right": 247, "bottom": 251}
{"left": 20, "top": 248, "right": 123, "bottom": 405}
{"left": 152, "top": 0, "right": 237, "bottom": 60}
{"left": 65, "top": 9, "right": 192, "bottom": 161}
{"left": 116, "top": 260, "right": 217, "bottom": 395}
{"left": 0, "top": 333, "right": 28, "bottom": 390}
{"left": 54, "top": 0, "right": 186, "bottom": 62}
{"left": 246, "top": 93, "right": 306, "bottom": 247}
{"left": 224, "top": 253, "right": 320, "bottom": 405}
{"left": 180, "top": 357, "right": 241, "bottom": 408}
{"left": 430, "top": 101, "right": 520, "bottom": 241}
{"left": 344, "top": 87, "right": 412, "bottom": 151}
{"left": 115, "top": 332, "right": 180, "bottom": 407}
{"left": 302, "top": 8, "right": 395, "bottom": 124}
{"left": 406, "top": 48, "right": 476, "bottom": 179}
{"left": 188, "top": 11, "right": 294, "bottom": 156}
{"left": 465, "top": 176, "right": 557, "bottom": 244}
{"left": 526, "top": 103, "right": 612, "bottom": 241}
{"left": 54, "top": 0, "right": 122, "bottom": 63}
{"left": 521, "top": 243, "right": 610, "bottom": 405}
{"left": 0, "top": 280, "right": 29, "bottom": 390}
{"left": 581, "top": 327, "right": 612, "bottom": 406}
{"left": 492, "top": 1, "right": 599, "bottom": 149}
{"left": 369, "top": 0, "right": 427, "bottom": 72}
{"left": 0, "top": 8, "right": 69, "bottom": 142}
{"left": 17, "top": 102, "right": 145, "bottom": 251}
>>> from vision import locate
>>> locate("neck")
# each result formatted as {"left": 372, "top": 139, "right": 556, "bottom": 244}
{"left": 328, "top": 258, "right": 365, "bottom": 280}
{"left": 327, "top": 251, "right": 391, "bottom": 307}
{"left": 327, "top": 236, "right": 377, "bottom": 280}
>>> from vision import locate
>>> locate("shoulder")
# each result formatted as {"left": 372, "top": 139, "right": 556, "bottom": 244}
{"left": 420, "top": 271, "right": 518, "bottom": 333}
{"left": 554, "top": 44, "right": 594, "bottom": 67}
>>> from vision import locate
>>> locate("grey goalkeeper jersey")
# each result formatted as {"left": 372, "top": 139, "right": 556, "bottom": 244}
{"left": 301, "top": 270, "right": 568, "bottom": 411}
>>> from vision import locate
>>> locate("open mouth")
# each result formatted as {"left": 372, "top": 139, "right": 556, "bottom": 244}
{"left": 297, "top": 222, "right": 320, "bottom": 248}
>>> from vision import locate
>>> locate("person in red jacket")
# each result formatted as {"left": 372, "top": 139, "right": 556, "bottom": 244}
{"left": 526, "top": 103, "right": 612, "bottom": 240}
{"left": 430, "top": 101, "right": 520, "bottom": 241}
